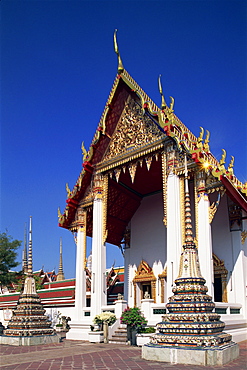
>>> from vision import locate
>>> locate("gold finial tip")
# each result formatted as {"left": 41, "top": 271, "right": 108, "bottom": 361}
{"left": 113, "top": 29, "right": 124, "bottom": 73}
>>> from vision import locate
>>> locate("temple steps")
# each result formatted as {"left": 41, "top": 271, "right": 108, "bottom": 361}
{"left": 109, "top": 326, "right": 128, "bottom": 344}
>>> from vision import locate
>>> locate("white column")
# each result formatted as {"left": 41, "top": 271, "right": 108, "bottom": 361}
{"left": 166, "top": 171, "right": 182, "bottom": 298}
{"left": 74, "top": 226, "right": 87, "bottom": 321}
{"left": 198, "top": 195, "right": 214, "bottom": 298}
{"left": 66, "top": 218, "right": 90, "bottom": 341}
{"left": 231, "top": 227, "right": 246, "bottom": 316}
{"left": 91, "top": 179, "right": 107, "bottom": 320}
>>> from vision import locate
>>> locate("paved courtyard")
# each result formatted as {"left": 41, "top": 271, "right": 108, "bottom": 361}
{"left": 0, "top": 339, "right": 246, "bottom": 370}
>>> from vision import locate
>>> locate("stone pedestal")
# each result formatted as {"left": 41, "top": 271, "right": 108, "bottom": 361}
{"left": 141, "top": 298, "right": 154, "bottom": 320}
{"left": 114, "top": 299, "right": 127, "bottom": 318}
{"left": 142, "top": 342, "right": 239, "bottom": 366}
{"left": 0, "top": 334, "right": 60, "bottom": 346}
{"left": 66, "top": 321, "right": 91, "bottom": 341}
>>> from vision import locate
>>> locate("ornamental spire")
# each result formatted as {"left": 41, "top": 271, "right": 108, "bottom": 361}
{"left": 22, "top": 223, "right": 28, "bottom": 273}
{"left": 158, "top": 75, "right": 167, "bottom": 109}
{"left": 177, "top": 155, "right": 203, "bottom": 279}
{"left": 27, "top": 216, "right": 33, "bottom": 276}
{"left": 57, "top": 238, "right": 65, "bottom": 281}
{"left": 114, "top": 29, "right": 124, "bottom": 74}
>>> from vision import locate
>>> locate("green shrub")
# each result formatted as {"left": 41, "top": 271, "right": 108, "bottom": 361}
{"left": 120, "top": 307, "right": 147, "bottom": 328}
{"left": 139, "top": 326, "right": 156, "bottom": 333}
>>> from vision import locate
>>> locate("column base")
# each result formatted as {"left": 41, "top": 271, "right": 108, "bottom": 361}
{"left": 66, "top": 321, "right": 91, "bottom": 341}
{"left": 142, "top": 342, "right": 239, "bottom": 366}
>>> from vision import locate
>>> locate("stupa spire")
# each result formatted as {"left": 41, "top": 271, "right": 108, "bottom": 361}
{"left": 22, "top": 223, "right": 28, "bottom": 273}
{"left": 27, "top": 216, "right": 33, "bottom": 276}
{"left": 57, "top": 238, "right": 65, "bottom": 281}
{"left": 4, "top": 215, "right": 58, "bottom": 343}
{"left": 177, "top": 155, "right": 203, "bottom": 279}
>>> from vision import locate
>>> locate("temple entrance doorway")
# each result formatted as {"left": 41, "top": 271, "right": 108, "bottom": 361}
{"left": 213, "top": 254, "right": 228, "bottom": 302}
{"left": 214, "top": 275, "right": 223, "bottom": 302}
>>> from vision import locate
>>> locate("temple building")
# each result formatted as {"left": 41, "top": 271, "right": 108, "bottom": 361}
{"left": 57, "top": 32, "right": 247, "bottom": 342}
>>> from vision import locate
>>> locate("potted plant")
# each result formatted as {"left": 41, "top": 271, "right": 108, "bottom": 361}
{"left": 90, "top": 312, "right": 116, "bottom": 343}
{"left": 120, "top": 307, "right": 147, "bottom": 345}
{"left": 55, "top": 312, "right": 63, "bottom": 332}
{"left": 55, "top": 312, "right": 71, "bottom": 332}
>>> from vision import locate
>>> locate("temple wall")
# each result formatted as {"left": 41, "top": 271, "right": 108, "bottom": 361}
{"left": 124, "top": 192, "right": 166, "bottom": 305}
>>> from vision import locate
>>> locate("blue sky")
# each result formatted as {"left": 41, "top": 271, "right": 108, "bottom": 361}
{"left": 1, "top": 1, "right": 246, "bottom": 279}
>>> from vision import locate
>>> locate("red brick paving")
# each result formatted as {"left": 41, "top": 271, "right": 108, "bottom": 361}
{"left": 0, "top": 340, "right": 246, "bottom": 369}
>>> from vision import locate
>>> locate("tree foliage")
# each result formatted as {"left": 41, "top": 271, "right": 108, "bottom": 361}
{"left": 0, "top": 232, "right": 21, "bottom": 287}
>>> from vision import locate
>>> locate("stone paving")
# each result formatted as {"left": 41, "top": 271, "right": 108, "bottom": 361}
{"left": 0, "top": 339, "right": 246, "bottom": 370}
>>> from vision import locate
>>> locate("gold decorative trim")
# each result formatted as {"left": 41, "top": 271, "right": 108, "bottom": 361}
{"left": 194, "top": 175, "right": 199, "bottom": 244}
{"left": 241, "top": 230, "right": 247, "bottom": 245}
{"left": 93, "top": 174, "right": 104, "bottom": 200}
{"left": 79, "top": 210, "right": 87, "bottom": 270}
{"left": 180, "top": 175, "right": 185, "bottom": 244}
{"left": 209, "top": 202, "right": 218, "bottom": 224}
{"left": 102, "top": 174, "right": 108, "bottom": 244}
{"left": 161, "top": 152, "right": 167, "bottom": 226}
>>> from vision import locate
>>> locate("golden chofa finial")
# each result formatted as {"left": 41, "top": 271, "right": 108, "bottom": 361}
{"left": 58, "top": 207, "right": 62, "bottom": 219}
{"left": 66, "top": 183, "right": 71, "bottom": 198}
{"left": 169, "top": 96, "right": 174, "bottom": 113}
{"left": 197, "top": 127, "right": 204, "bottom": 150}
{"left": 114, "top": 29, "right": 124, "bottom": 74}
{"left": 219, "top": 149, "right": 226, "bottom": 166}
{"left": 81, "top": 141, "right": 87, "bottom": 162}
{"left": 204, "top": 130, "right": 210, "bottom": 152}
{"left": 158, "top": 75, "right": 167, "bottom": 109}
{"left": 227, "top": 156, "right": 234, "bottom": 174}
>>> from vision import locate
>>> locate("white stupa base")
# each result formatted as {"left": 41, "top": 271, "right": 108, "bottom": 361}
{"left": 142, "top": 342, "right": 239, "bottom": 366}
{"left": 0, "top": 334, "right": 60, "bottom": 346}
{"left": 66, "top": 321, "right": 91, "bottom": 341}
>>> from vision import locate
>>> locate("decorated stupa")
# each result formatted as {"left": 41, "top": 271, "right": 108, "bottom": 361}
{"left": 0, "top": 217, "right": 59, "bottom": 346}
{"left": 142, "top": 156, "right": 239, "bottom": 366}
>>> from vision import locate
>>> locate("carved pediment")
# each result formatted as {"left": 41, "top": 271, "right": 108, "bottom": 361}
{"left": 133, "top": 260, "right": 156, "bottom": 282}
{"left": 213, "top": 253, "right": 228, "bottom": 276}
{"left": 103, "top": 98, "right": 164, "bottom": 162}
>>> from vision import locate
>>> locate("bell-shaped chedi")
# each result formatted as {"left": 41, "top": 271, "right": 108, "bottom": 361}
{"left": 142, "top": 155, "right": 239, "bottom": 365}
{"left": 1, "top": 217, "right": 59, "bottom": 345}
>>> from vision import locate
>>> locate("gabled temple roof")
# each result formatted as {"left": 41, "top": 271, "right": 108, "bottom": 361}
{"left": 59, "top": 38, "right": 247, "bottom": 238}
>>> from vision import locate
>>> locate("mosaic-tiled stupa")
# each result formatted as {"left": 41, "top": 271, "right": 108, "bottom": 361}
{"left": 142, "top": 156, "right": 239, "bottom": 365}
{"left": 0, "top": 217, "right": 59, "bottom": 346}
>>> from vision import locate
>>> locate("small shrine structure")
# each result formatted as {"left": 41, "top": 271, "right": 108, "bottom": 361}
{"left": 58, "top": 32, "right": 247, "bottom": 341}
{"left": 0, "top": 217, "right": 59, "bottom": 346}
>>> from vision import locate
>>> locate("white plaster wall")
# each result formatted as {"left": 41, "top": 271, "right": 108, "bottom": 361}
{"left": 124, "top": 192, "right": 166, "bottom": 305}
{"left": 211, "top": 195, "right": 246, "bottom": 316}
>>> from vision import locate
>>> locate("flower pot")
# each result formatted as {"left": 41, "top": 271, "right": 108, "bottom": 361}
{"left": 55, "top": 326, "right": 63, "bottom": 332}
{"left": 136, "top": 333, "right": 152, "bottom": 346}
{"left": 127, "top": 325, "right": 137, "bottom": 346}
{"left": 88, "top": 331, "right": 104, "bottom": 343}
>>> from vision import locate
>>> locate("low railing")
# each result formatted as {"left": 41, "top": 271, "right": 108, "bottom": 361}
{"left": 213, "top": 302, "right": 242, "bottom": 315}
